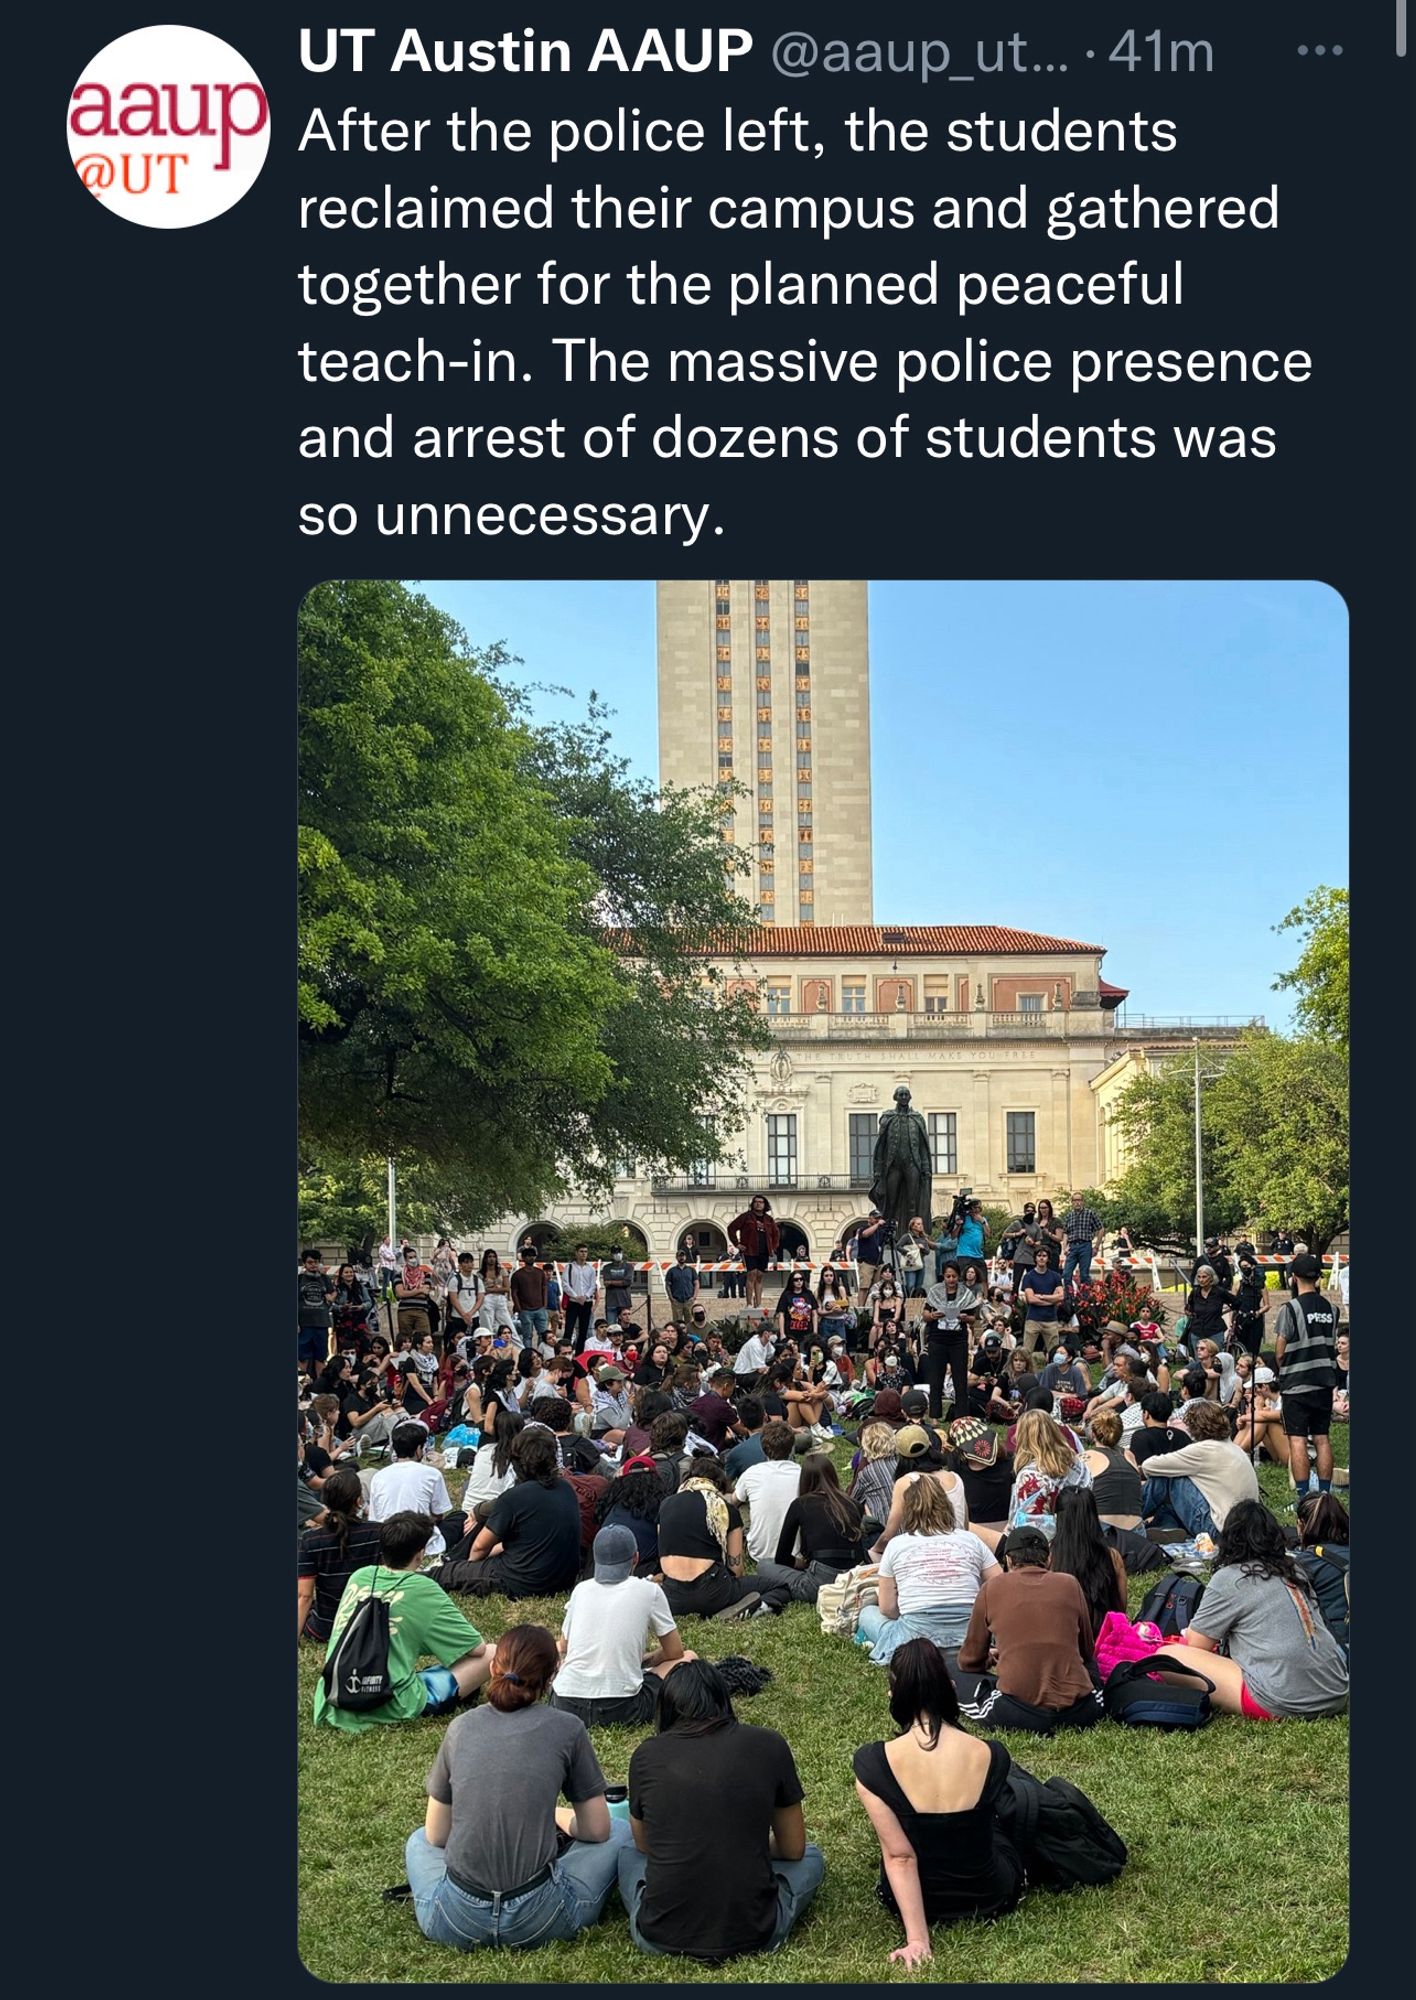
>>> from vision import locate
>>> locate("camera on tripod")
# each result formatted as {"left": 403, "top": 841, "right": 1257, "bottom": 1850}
{"left": 943, "top": 1187, "right": 975, "bottom": 1233}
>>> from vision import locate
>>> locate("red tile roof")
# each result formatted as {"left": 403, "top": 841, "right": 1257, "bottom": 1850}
{"left": 688, "top": 925, "right": 1107, "bottom": 957}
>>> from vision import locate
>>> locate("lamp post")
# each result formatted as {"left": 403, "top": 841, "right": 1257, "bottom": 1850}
{"left": 386, "top": 1155, "right": 397, "bottom": 1252}
{"left": 1191, "top": 1038, "right": 1225, "bottom": 1255}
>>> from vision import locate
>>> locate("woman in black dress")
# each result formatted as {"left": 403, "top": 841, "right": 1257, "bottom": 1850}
{"left": 852, "top": 1638, "right": 1023, "bottom": 1967}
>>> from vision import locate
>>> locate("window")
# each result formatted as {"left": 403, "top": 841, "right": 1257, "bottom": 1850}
{"left": 797, "top": 784, "right": 812, "bottom": 801}
{"left": 796, "top": 750, "right": 812, "bottom": 768}
{"left": 924, "top": 996, "right": 949, "bottom": 1014}
{"left": 842, "top": 981, "right": 866, "bottom": 1013}
{"left": 616, "top": 1154, "right": 637, "bottom": 1180}
{"left": 767, "top": 1113, "right": 798, "bottom": 1185}
{"left": 690, "top": 1160, "right": 716, "bottom": 1188}
{"left": 928, "top": 1113, "right": 958, "bottom": 1176}
{"left": 765, "top": 983, "right": 791, "bottom": 1015}
{"left": 849, "top": 1112, "right": 878, "bottom": 1181}
{"left": 1018, "top": 993, "right": 1044, "bottom": 1014}
{"left": 717, "top": 753, "right": 733, "bottom": 771}
{"left": 1006, "top": 1112, "right": 1037, "bottom": 1174}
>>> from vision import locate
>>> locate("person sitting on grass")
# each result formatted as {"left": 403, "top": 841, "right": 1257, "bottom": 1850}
{"left": 857, "top": 1476, "right": 998, "bottom": 1665}
{"left": 1047, "top": 1487, "right": 1128, "bottom": 1639}
{"left": 868, "top": 1423, "right": 971, "bottom": 1558}
{"left": 367, "top": 1421, "right": 463, "bottom": 1562}
{"left": 1231, "top": 1363, "right": 1289, "bottom": 1467}
{"left": 751, "top": 1452, "right": 868, "bottom": 1604}
{"left": 849, "top": 1419, "right": 902, "bottom": 1544}
{"left": 617, "top": 1659, "right": 825, "bottom": 1961}
{"left": 313, "top": 1511, "right": 493, "bottom": 1733}
{"left": 1139, "top": 1398, "right": 1260, "bottom": 1542}
{"left": 595, "top": 1463, "right": 667, "bottom": 1570}
{"left": 853, "top": 1637, "right": 1024, "bottom": 1967}
{"left": 1080, "top": 1409, "right": 1143, "bottom": 1529}
{"left": 297, "top": 1466, "right": 381, "bottom": 1641}
{"left": 656, "top": 1458, "right": 785, "bottom": 1621}
{"left": 435, "top": 1426, "right": 582, "bottom": 1599}
{"left": 1148, "top": 1500, "right": 1349, "bottom": 1720}
{"left": 945, "top": 1417, "right": 1014, "bottom": 1534}
{"left": 735, "top": 1420, "right": 804, "bottom": 1568}
{"left": 548, "top": 1525, "right": 695, "bottom": 1727}
{"left": 952, "top": 1525, "right": 1104, "bottom": 1735}
{"left": 403, "top": 1621, "right": 632, "bottom": 1950}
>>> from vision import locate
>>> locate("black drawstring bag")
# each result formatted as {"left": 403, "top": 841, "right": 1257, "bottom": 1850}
{"left": 322, "top": 1565, "right": 398, "bottom": 1711}
{"left": 1103, "top": 1656, "right": 1215, "bottom": 1729}
{"left": 714, "top": 1657, "right": 774, "bottom": 1697}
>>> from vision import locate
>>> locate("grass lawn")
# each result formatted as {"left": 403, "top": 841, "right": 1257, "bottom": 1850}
{"left": 297, "top": 1436, "right": 1348, "bottom": 1984}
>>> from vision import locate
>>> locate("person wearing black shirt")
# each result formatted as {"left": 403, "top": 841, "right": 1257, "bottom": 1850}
{"left": 618, "top": 1660, "right": 824, "bottom": 1961}
{"left": 945, "top": 1418, "right": 1014, "bottom": 1529}
{"left": 1191, "top": 1238, "right": 1234, "bottom": 1289}
{"left": 298, "top": 1250, "right": 335, "bottom": 1366}
{"left": 1231, "top": 1258, "right": 1269, "bottom": 1358}
{"left": 1128, "top": 1392, "right": 1188, "bottom": 1468}
{"left": 1182, "top": 1265, "right": 1238, "bottom": 1351}
{"left": 436, "top": 1429, "right": 581, "bottom": 1598}
{"left": 752, "top": 1455, "right": 866, "bottom": 1603}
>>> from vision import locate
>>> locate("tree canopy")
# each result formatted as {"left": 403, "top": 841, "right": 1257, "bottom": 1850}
{"left": 1273, "top": 885, "right": 1348, "bottom": 1055}
{"left": 298, "top": 580, "right": 769, "bottom": 1232}
{"left": 1104, "top": 1030, "right": 1347, "bottom": 1251}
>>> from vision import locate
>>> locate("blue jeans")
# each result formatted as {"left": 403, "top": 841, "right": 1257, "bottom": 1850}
{"left": 405, "top": 1822, "right": 631, "bottom": 1950}
{"left": 516, "top": 1307, "right": 550, "bottom": 1351}
{"left": 857, "top": 1603, "right": 973, "bottom": 1665}
{"left": 1062, "top": 1242, "right": 1094, "bottom": 1291}
{"left": 1142, "top": 1475, "right": 1216, "bottom": 1540}
{"left": 617, "top": 1841, "right": 825, "bottom": 1956}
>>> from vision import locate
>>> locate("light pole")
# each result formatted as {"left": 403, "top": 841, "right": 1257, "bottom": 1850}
{"left": 1191, "top": 1039, "right": 1225, "bottom": 1256}
{"left": 386, "top": 1155, "right": 397, "bottom": 1251}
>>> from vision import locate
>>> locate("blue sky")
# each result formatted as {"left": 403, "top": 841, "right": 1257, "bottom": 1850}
{"left": 419, "top": 579, "right": 1347, "bottom": 1024}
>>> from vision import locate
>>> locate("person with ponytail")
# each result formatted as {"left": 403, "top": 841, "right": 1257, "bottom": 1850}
{"left": 852, "top": 1637, "right": 1024, "bottom": 1967}
{"left": 403, "top": 1622, "right": 631, "bottom": 1951}
{"left": 296, "top": 1466, "right": 381, "bottom": 1640}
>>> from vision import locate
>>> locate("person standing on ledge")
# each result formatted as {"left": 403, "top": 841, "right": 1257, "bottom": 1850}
{"left": 728, "top": 1195, "right": 781, "bottom": 1313}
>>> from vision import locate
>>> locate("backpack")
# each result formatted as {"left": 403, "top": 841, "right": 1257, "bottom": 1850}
{"left": 1137, "top": 1570, "right": 1207, "bottom": 1639}
{"left": 1293, "top": 1546, "right": 1350, "bottom": 1658}
{"left": 1103, "top": 1656, "right": 1214, "bottom": 1729}
{"left": 321, "top": 1567, "right": 399, "bottom": 1712}
{"left": 817, "top": 1562, "right": 880, "bottom": 1636}
{"left": 1102, "top": 1523, "right": 1167, "bottom": 1575}
{"left": 995, "top": 1762, "right": 1128, "bottom": 1890}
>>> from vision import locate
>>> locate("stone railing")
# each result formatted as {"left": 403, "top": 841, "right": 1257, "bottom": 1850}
{"left": 764, "top": 1008, "right": 1116, "bottom": 1039}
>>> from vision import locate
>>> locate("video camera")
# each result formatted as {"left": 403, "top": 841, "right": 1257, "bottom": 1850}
{"left": 943, "top": 1187, "right": 975, "bottom": 1232}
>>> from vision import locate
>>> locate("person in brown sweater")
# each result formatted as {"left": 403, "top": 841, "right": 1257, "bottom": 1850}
{"left": 951, "top": 1527, "right": 1104, "bottom": 1734}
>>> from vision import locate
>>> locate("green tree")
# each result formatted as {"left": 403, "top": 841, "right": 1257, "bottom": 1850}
{"left": 299, "top": 580, "right": 767, "bottom": 1232}
{"left": 1206, "top": 1031, "right": 1348, "bottom": 1253}
{"left": 1273, "top": 885, "right": 1348, "bottom": 1055}
{"left": 1104, "top": 1060, "right": 1245, "bottom": 1247}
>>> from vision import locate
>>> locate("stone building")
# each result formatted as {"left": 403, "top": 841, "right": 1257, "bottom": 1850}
{"left": 656, "top": 579, "right": 872, "bottom": 927}
{"left": 499, "top": 924, "right": 1181, "bottom": 1267}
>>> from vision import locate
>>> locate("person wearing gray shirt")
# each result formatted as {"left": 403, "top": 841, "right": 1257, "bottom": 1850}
{"left": 403, "top": 1623, "right": 632, "bottom": 1951}
{"left": 1148, "top": 1500, "right": 1348, "bottom": 1720}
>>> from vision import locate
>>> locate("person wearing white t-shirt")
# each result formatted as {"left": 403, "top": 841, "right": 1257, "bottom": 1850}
{"left": 367, "top": 1422, "right": 456, "bottom": 1558}
{"left": 733, "top": 1328, "right": 776, "bottom": 1384}
{"left": 733, "top": 1422, "right": 802, "bottom": 1563}
{"left": 855, "top": 1475, "right": 999, "bottom": 1664}
{"left": 548, "top": 1525, "right": 694, "bottom": 1726}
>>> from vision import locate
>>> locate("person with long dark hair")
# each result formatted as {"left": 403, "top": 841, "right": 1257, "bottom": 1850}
{"left": 296, "top": 1466, "right": 381, "bottom": 1640}
{"left": 1048, "top": 1488, "right": 1127, "bottom": 1639}
{"left": 852, "top": 1637, "right": 1024, "bottom": 1966}
{"left": 752, "top": 1453, "right": 866, "bottom": 1603}
{"left": 1150, "top": 1501, "right": 1348, "bottom": 1718}
{"left": 403, "top": 1622, "right": 630, "bottom": 1949}
{"left": 597, "top": 1464, "right": 667, "bottom": 1569}
{"left": 918, "top": 1262, "right": 981, "bottom": 1423}
{"left": 617, "top": 1659, "right": 825, "bottom": 1960}
{"left": 461, "top": 1407, "right": 525, "bottom": 1518}
{"left": 331, "top": 1262, "right": 374, "bottom": 1352}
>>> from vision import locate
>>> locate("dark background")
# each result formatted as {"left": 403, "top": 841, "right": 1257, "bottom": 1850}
{"left": 19, "top": 2, "right": 1407, "bottom": 1987}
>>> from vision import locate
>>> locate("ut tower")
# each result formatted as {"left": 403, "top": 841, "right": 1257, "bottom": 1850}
{"left": 656, "top": 579, "right": 873, "bottom": 926}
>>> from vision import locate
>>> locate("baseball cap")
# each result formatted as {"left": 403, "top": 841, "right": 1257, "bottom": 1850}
{"left": 1254, "top": 1366, "right": 1276, "bottom": 1385}
{"left": 596, "top": 1364, "right": 627, "bottom": 1385}
{"left": 1002, "top": 1526, "right": 1051, "bottom": 1562}
{"left": 592, "top": 1524, "right": 638, "bottom": 1584}
{"left": 1291, "top": 1252, "right": 1321, "bottom": 1282}
{"left": 947, "top": 1417, "right": 999, "bottom": 1469}
{"left": 900, "top": 1389, "right": 930, "bottom": 1417}
{"left": 894, "top": 1423, "right": 933, "bottom": 1460}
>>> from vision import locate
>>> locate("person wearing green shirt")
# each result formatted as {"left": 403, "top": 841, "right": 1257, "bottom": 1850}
{"left": 314, "top": 1511, "right": 493, "bottom": 1733}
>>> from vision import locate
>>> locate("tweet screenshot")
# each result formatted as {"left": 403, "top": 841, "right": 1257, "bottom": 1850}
{"left": 44, "top": 0, "right": 1406, "bottom": 1982}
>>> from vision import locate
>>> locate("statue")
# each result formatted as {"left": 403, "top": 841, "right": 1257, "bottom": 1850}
{"left": 870, "top": 1085, "right": 933, "bottom": 1250}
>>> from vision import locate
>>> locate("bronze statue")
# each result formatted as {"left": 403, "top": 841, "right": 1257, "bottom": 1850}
{"left": 870, "top": 1086, "right": 933, "bottom": 1250}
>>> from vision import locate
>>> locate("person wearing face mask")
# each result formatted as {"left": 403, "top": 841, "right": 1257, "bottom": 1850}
{"left": 869, "top": 1344, "right": 915, "bottom": 1395}
{"left": 1038, "top": 1342, "right": 1090, "bottom": 1401}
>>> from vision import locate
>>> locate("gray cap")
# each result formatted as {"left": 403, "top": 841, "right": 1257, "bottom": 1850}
{"left": 592, "top": 1523, "right": 639, "bottom": 1584}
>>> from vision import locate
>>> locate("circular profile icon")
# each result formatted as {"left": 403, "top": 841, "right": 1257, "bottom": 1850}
{"left": 68, "top": 24, "right": 270, "bottom": 227}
